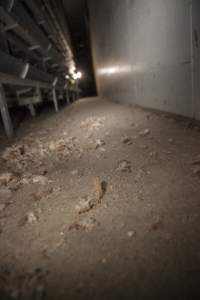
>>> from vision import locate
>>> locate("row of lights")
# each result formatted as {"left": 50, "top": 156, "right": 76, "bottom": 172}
{"left": 65, "top": 66, "right": 82, "bottom": 81}
{"left": 73, "top": 71, "right": 82, "bottom": 80}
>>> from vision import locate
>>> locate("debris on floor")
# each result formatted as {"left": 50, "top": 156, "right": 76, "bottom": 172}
{"left": 127, "top": 231, "right": 136, "bottom": 238}
{"left": 117, "top": 160, "right": 132, "bottom": 173}
{"left": 94, "top": 177, "right": 107, "bottom": 202}
{"left": 1, "top": 135, "right": 79, "bottom": 172}
{"left": 80, "top": 117, "right": 105, "bottom": 131}
{"left": 121, "top": 136, "right": 133, "bottom": 145}
{"left": 0, "top": 172, "right": 19, "bottom": 186}
{"left": 32, "top": 175, "right": 50, "bottom": 185}
{"left": 135, "top": 168, "right": 151, "bottom": 180}
{"left": 139, "top": 128, "right": 151, "bottom": 137}
{"left": 0, "top": 172, "right": 21, "bottom": 193}
{"left": 69, "top": 217, "right": 100, "bottom": 232}
{"left": 19, "top": 211, "right": 38, "bottom": 226}
{"left": 0, "top": 172, "right": 52, "bottom": 193}
{"left": 71, "top": 169, "right": 79, "bottom": 176}
{"left": 31, "top": 187, "right": 53, "bottom": 202}
{"left": 95, "top": 139, "right": 106, "bottom": 149}
{"left": 71, "top": 169, "right": 84, "bottom": 177}
{"left": 75, "top": 177, "right": 107, "bottom": 214}
{"left": 75, "top": 196, "right": 96, "bottom": 214}
{"left": 26, "top": 211, "right": 38, "bottom": 224}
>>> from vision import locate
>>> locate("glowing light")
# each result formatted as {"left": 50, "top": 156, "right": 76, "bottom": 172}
{"left": 69, "top": 66, "right": 76, "bottom": 74}
{"left": 98, "top": 65, "right": 131, "bottom": 76}
{"left": 72, "top": 71, "right": 82, "bottom": 80}
{"left": 99, "top": 67, "right": 118, "bottom": 75}
{"left": 98, "top": 65, "right": 136, "bottom": 76}
{"left": 77, "top": 71, "right": 82, "bottom": 79}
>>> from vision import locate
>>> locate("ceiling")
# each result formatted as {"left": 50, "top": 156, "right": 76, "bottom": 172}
{"left": 62, "top": 0, "right": 87, "bottom": 32}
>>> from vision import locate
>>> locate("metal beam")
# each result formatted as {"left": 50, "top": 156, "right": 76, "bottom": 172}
{"left": 66, "top": 89, "right": 70, "bottom": 105}
{"left": 28, "top": 103, "right": 36, "bottom": 117}
{"left": 52, "top": 88, "right": 58, "bottom": 112}
{"left": 0, "top": 7, "right": 38, "bottom": 50}
{"left": 0, "top": 5, "right": 64, "bottom": 67}
{"left": 2, "top": 22, "right": 18, "bottom": 32}
{"left": 7, "top": 32, "right": 42, "bottom": 63}
{"left": 0, "top": 83, "right": 13, "bottom": 137}
{"left": 0, "top": 71, "right": 51, "bottom": 88}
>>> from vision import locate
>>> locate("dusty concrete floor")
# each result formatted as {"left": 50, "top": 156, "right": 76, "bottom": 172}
{"left": 1, "top": 97, "right": 200, "bottom": 299}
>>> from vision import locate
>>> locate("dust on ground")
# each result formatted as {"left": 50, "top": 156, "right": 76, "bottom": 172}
{"left": 1, "top": 97, "right": 200, "bottom": 299}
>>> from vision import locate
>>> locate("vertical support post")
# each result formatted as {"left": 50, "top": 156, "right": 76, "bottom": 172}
{"left": 28, "top": 103, "right": 36, "bottom": 117}
{"left": 52, "top": 88, "right": 58, "bottom": 112}
{"left": 73, "top": 91, "right": 76, "bottom": 102}
{"left": 0, "top": 83, "right": 13, "bottom": 138}
{"left": 66, "top": 89, "right": 70, "bottom": 105}
{"left": 36, "top": 86, "right": 42, "bottom": 103}
{"left": 75, "top": 81, "right": 79, "bottom": 100}
{"left": 76, "top": 90, "right": 79, "bottom": 100}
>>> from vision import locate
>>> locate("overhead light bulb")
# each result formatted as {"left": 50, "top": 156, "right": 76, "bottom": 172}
{"left": 77, "top": 71, "right": 82, "bottom": 79}
{"left": 72, "top": 73, "right": 78, "bottom": 80}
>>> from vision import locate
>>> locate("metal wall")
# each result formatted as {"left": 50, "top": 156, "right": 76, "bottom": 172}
{"left": 192, "top": 0, "right": 200, "bottom": 119}
{"left": 89, "top": 0, "right": 200, "bottom": 119}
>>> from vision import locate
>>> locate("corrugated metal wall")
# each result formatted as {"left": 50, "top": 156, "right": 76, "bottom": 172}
{"left": 89, "top": 0, "right": 200, "bottom": 119}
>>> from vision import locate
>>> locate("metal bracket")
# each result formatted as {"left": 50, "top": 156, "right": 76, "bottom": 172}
{"left": 2, "top": 22, "right": 18, "bottom": 32}
{"left": 0, "top": 83, "right": 13, "bottom": 138}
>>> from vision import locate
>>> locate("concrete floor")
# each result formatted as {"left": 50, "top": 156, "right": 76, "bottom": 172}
{"left": 0, "top": 97, "right": 200, "bottom": 299}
